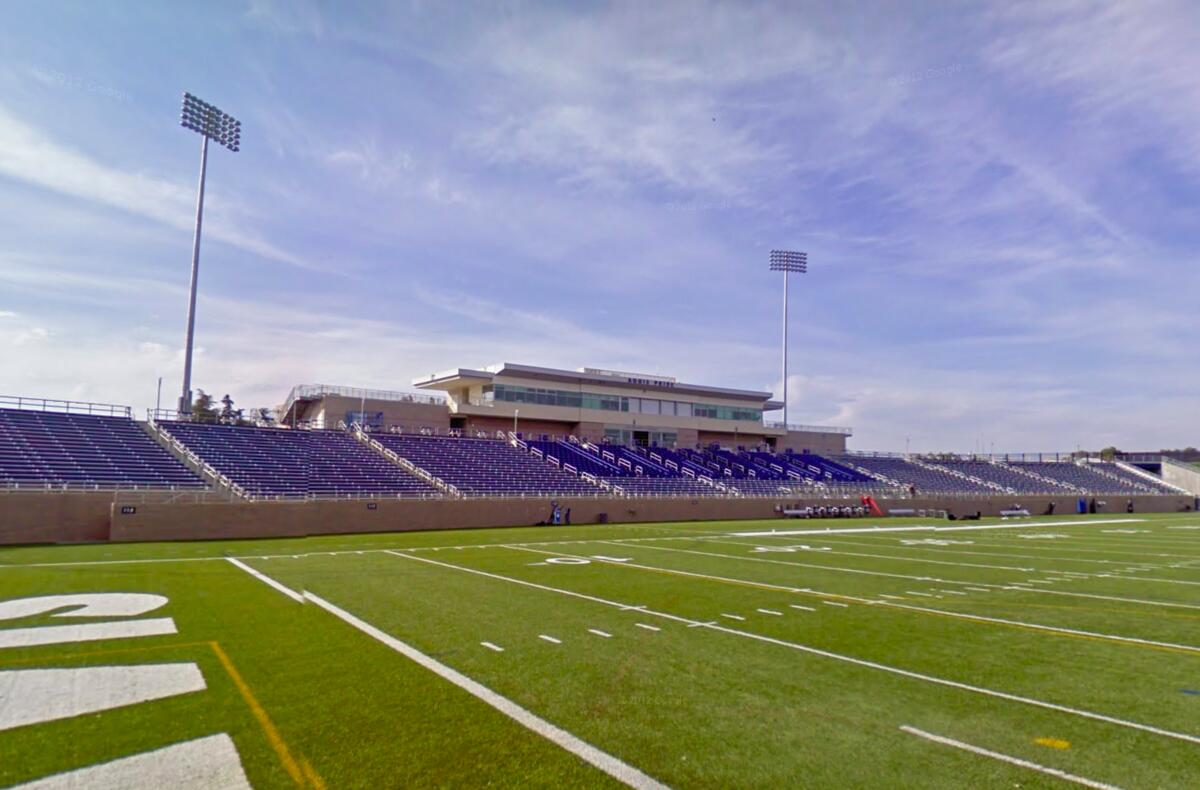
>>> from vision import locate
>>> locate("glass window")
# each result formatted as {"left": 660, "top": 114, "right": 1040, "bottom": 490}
{"left": 641, "top": 399, "right": 660, "bottom": 415}
{"left": 676, "top": 402, "right": 692, "bottom": 418}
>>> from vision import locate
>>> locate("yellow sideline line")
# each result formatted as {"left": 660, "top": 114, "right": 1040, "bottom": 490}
{"left": 1, "top": 638, "right": 325, "bottom": 786}
{"left": 209, "top": 640, "right": 315, "bottom": 788}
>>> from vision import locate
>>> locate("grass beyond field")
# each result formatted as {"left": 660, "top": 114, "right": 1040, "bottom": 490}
{"left": 2, "top": 513, "right": 1199, "bottom": 788}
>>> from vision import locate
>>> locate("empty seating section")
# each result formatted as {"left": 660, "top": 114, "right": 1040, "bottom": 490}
{"left": 377, "top": 434, "right": 600, "bottom": 496}
{"left": 4, "top": 404, "right": 1182, "bottom": 500}
{"left": 834, "top": 456, "right": 993, "bottom": 494}
{"left": 608, "top": 476, "right": 722, "bottom": 496}
{"left": 161, "top": 422, "right": 437, "bottom": 497}
{"left": 0, "top": 408, "right": 204, "bottom": 489}
{"left": 1009, "top": 461, "right": 1175, "bottom": 495}
{"left": 1093, "top": 462, "right": 1180, "bottom": 494}
{"left": 926, "top": 460, "right": 1073, "bottom": 494}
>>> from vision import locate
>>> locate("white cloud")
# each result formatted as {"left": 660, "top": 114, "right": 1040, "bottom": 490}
{"left": 0, "top": 104, "right": 323, "bottom": 272}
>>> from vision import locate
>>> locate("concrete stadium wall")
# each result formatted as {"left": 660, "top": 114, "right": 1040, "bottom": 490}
{"left": 105, "top": 492, "right": 1192, "bottom": 544}
{"left": 1, "top": 491, "right": 1191, "bottom": 546}
{"left": 0, "top": 493, "right": 114, "bottom": 543}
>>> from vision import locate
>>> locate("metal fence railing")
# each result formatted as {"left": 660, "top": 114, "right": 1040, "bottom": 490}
{"left": 0, "top": 395, "right": 131, "bottom": 418}
{"left": 763, "top": 421, "right": 853, "bottom": 435}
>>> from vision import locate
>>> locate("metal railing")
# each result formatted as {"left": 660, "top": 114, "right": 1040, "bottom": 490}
{"left": 1, "top": 395, "right": 131, "bottom": 418}
{"left": 282, "top": 383, "right": 446, "bottom": 414}
{"left": 763, "top": 421, "right": 853, "bottom": 435}
{"left": 147, "top": 418, "right": 245, "bottom": 500}
{"left": 0, "top": 480, "right": 206, "bottom": 494}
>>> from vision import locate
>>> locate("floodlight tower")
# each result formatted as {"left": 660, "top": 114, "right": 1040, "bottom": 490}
{"left": 769, "top": 250, "right": 807, "bottom": 428}
{"left": 177, "top": 92, "right": 240, "bottom": 415}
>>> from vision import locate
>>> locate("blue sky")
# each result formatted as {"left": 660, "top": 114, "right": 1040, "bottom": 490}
{"left": 0, "top": 1, "right": 1196, "bottom": 453}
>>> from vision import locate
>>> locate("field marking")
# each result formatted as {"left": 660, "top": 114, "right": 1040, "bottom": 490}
{"left": 0, "top": 517, "right": 1163, "bottom": 570}
{"left": 209, "top": 641, "right": 309, "bottom": 788}
{"left": 821, "top": 601, "right": 849, "bottom": 608}
{"left": 481, "top": 642, "right": 505, "bottom": 652}
{"left": 899, "top": 726, "right": 1122, "bottom": 790}
{"left": 0, "top": 618, "right": 177, "bottom": 650}
{"left": 383, "top": 549, "right": 1200, "bottom": 747}
{"left": 539, "top": 635, "right": 562, "bottom": 644}
{"left": 588, "top": 629, "right": 613, "bottom": 638}
{"left": 521, "top": 545, "right": 1200, "bottom": 657}
{"left": 756, "top": 608, "right": 783, "bottom": 616}
{"left": 789, "top": 604, "right": 816, "bottom": 611}
{"left": 298, "top": 587, "right": 667, "bottom": 790}
{"left": 681, "top": 542, "right": 1010, "bottom": 581}
{"left": 721, "top": 613, "right": 745, "bottom": 621}
{"left": 713, "top": 539, "right": 1038, "bottom": 573}
{"left": 732, "top": 519, "right": 1145, "bottom": 537}
{"left": 0, "top": 664, "right": 205, "bottom": 732}
{"left": 635, "top": 623, "right": 660, "bottom": 632}
{"left": 14, "top": 733, "right": 253, "bottom": 790}
{"left": 622, "top": 540, "right": 1200, "bottom": 614}
{"left": 226, "top": 558, "right": 304, "bottom": 603}
{"left": 803, "top": 535, "right": 1189, "bottom": 567}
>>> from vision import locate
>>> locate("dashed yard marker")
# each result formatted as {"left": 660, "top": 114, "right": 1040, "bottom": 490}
{"left": 588, "top": 629, "right": 612, "bottom": 638}
{"left": 821, "top": 601, "right": 849, "bottom": 608}
{"left": 635, "top": 623, "right": 660, "bottom": 632}
{"left": 721, "top": 613, "right": 745, "bottom": 621}
{"left": 789, "top": 604, "right": 816, "bottom": 611}
{"left": 756, "top": 608, "right": 783, "bottom": 616}
{"left": 538, "top": 635, "right": 562, "bottom": 644}
{"left": 481, "top": 642, "right": 504, "bottom": 652}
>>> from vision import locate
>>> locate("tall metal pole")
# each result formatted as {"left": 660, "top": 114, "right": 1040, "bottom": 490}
{"left": 769, "top": 250, "right": 805, "bottom": 430}
{"left": 781, "top": 269, "right": 789, "bottom": 428}
{"left": 179, "top": 134, "right": 208, "bottom": 415}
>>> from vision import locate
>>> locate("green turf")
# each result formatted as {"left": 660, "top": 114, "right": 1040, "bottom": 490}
{"left": 2, "top": 512, "right": 1198, "bottom": 787}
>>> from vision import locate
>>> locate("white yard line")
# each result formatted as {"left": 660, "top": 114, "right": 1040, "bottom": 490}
{"left": 731, "top": 519, "right": 1144, "bottom": 538}
{"left": 516, "top": 545, "right": 1200, "bottom": 655}
{"left": 588, "top": 629, "right": 613, "bottom": 638}
{"left": 385, "top": 549, "right": 1200, "bottom": 748}
{"left": 821, "top": 601, "right": 849, "bottom": 608}
{"left": 225, "top": 558, "right": 304, "bottom": 603}
{"left": 619, "top": 540, "right": 1200, "bottom": 613}
{"left": 789, "top": 604, "right": 816, "bottom": 611}
{"left": 481, "top": 642, "right": 505, "bottom": 652}
{"left": 634, "top": 623, "right": 660, "bottom": 632}
{"left": 539, "top": 635, "right": 562, "bottom": 645}
{"left": 756, "top": 609, "right": 783, "bottom": 616}
{"left": 300, "top": 590, "right": 667, "bottom": 790}
{"left": 900, "top": 726, "right": 1123, "bottom": 790}
{"left": 721, "top": 613, "right": 745, "bottom": 621}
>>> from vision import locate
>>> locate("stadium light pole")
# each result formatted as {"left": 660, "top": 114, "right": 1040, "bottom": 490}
{"left": 769, "top": 250, "right": 807, "bottom": 428}
{"left": 177, "top": 92, "right": 240, "bottom": 415}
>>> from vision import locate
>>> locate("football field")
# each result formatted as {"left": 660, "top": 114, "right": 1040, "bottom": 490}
{"left": 2, "top": 513, "right": 1199, "bottom": 788}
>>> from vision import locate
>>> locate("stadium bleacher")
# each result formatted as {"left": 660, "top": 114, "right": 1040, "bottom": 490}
{"left": 1, "top": 397, "right": 1183, "bottom": 502}
{"left": 160, "top": 422, "right": 439, "bottom": 498}
{"left": 925, "top": 459, "right": 1073, "bottom": 494}
{"left": 1009, "top": 460, "right": 1178, "bottom": 495}
{"left": 833, "top": 455, "right": 994, "bottom": 494}
{"left": 375, "top": 434, "right": 602, "bottom": 496}
{"left": 0, "top": 408, "right": 205, "bottom": 490}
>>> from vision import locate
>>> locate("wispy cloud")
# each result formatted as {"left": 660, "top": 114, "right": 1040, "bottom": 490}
{"left": 0, "top": 104, "right": 322, "bottom": 272}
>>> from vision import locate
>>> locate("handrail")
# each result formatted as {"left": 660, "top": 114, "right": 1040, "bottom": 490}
{"left": 148, "top": 418, "right": 243, "bottom": 499}
{"left": 0, "top": 394, "right": 131, "bottom": 418}
{"left": 282, "top": 383, "right": 446, "bottom": 415}
{"left": 763, "top": 421, "right": 853, "bottom": 435}
{"left": 352, "top": 424, "right": 459, "bottom": 497}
